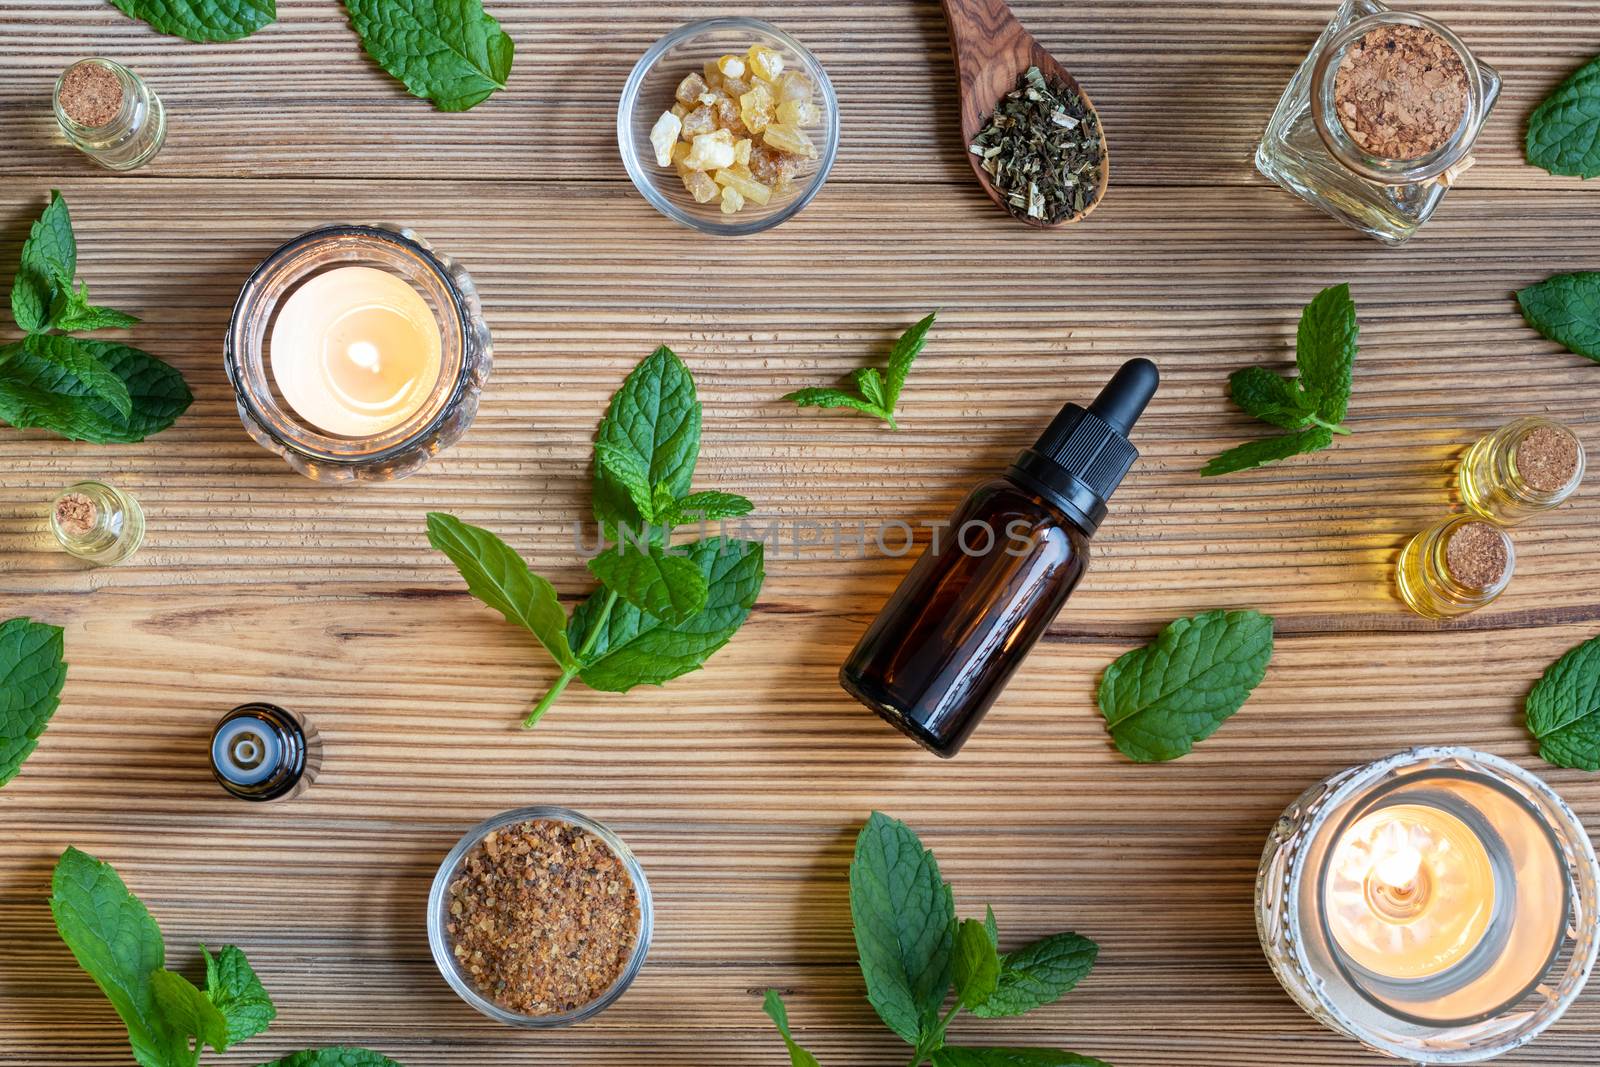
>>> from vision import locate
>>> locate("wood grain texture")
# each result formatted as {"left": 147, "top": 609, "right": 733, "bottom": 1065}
{"left": 1, "top": 2, "right": 1599, "bottom": 1065}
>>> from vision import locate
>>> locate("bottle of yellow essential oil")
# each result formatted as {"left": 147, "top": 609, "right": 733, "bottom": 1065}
{"left": 1396, "top": 514, "right": 1514, "bottom": 619}
{"left": 1459, "top": 416, "right": 1584, "bottom": 525}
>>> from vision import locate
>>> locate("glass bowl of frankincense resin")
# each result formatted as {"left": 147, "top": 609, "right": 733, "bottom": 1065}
{"left": 427, "top": 806, "right": 654, "bottom": 1027}
{"left": 618, "top": 16, "right": 839, "bottom": 235}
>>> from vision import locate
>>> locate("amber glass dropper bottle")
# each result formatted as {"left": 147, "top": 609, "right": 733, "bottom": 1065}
{"left": 840, "top": 358, "right": 1159, "bottom": 757}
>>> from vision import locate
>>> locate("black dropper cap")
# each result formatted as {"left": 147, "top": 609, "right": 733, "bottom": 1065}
{"left": 1005, "top": 358, "right": 1159, "bottom": 535}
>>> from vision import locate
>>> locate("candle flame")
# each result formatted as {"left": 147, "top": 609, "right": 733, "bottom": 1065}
{"left": 1373, "top": 842, "right": 1424, "bottom": 890}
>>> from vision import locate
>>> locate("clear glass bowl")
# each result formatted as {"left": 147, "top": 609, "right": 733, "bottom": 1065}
{"left": 618, "top": 17, "right": 840, "bottom": 235}
{"left": 224, "top": 224, "right": 492, "bottom": 482}
{"left": 426, "top": 805, "right": 654, "bottom": 1028}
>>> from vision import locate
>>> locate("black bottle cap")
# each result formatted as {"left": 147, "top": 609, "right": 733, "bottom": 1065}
{"left": 1005, "top": 358, "right": 1159, "bottom": 535}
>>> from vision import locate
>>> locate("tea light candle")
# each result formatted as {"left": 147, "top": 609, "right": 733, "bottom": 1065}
{"left": 270, "top": 265, "right": 442, "bottom": 437}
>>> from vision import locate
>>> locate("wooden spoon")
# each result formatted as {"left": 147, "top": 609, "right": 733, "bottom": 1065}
{"left": 941, "top": 0, "right": 1110, "bottom": 227}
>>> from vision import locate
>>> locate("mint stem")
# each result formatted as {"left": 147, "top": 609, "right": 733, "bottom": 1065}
{"left": 903, "top": 1001, "right": 964, "bottom": 1065}
{"left": 522, "top": 589, "right": 619, "bottom": 729}
{"left": 1307, "top": 414, "right": 1351, "bottom": 436}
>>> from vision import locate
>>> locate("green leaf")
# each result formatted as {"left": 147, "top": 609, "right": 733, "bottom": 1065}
{"left": 884, "top": 311, "right": 937, "bottom": 408}
{"left": 50, "top": 848, "right": 172, "bottom": 1067}
{"left": 106, "top": 0, "right": 275, "bottom": 41}
{"left": 49, "top": 277, "right": 141, "bottom": 333}
{"left": 1525, "top": 632, "right": 1600, "bottom": 771}
{"left": 569, "top": 537, "right": 762, "bottom": 692}
{"left": 762, "top": 990, "right": 823, "bottom": 1067}
{"left": 0, "top": 339, "right": 191, "bottom": 443}
{"left": 1517, "top": 272, "right": 1600, "bottom": 363}
{"left": 1200, "top": 426, "right": 1333, "bottom": 477}
{"left": 0, "top": 617, "right": 66, "bottom": 789}
{"left": 426, "top": 513, "right": 577, "bottom": 670}
{"left": 656, "top": 490, "right": 754, "bottom": 527}
{"left": 1227, "top": 366, "right": 1315, "bottom": 430}
{"left": 1526, "top": 54, "right": 1600, "bottom": 178}
{"left": 22, "top": 333, "right": 132, "bottom": 418}
{"left": 594, "top": 440, "right": 658, "bottom": 524}
{"left": 971, "top": 932, "right": 1098, "bottom": 1019}
{"left": 343, "top": 0, "right": 513, "bottom": 112}
{"left": 11, "top": 190, "right": 74, "bottom": 334}
{"left": 850, "top": 366, "right": 889, "bottom": 411}
{"left": 1099, "top": 609, "right": 1274, "bottom": 763}
{"left": 203, "top": 944, "right": 276, "bottom": 1046}
{"left": 848, "top": 812, "right": 955, "bottom": 1047}
{"left": 587, "top": 543, "right": 710, "bottom": 624}
{"left": 592, "top": 346, "right": 702, "bottom": 538}
{"left": 953, "top": 918, "right": 1002, "bottom": 1011}
{"left": 983, "top": 906, "right": 998, "bottom": 948}
{"left": 1294, "top": 283, "right": 1358, "bottom": 423}
{"left": 150, "top": 968, "right": 229, "bottom": 1058}
{"left": 931, "top": 1049, "right": 1111, "bottom": 1067}
{"left": 254, "top": 1051, "right": 405, "bottom": 1067}
{"left": 783, "top": 387, "right": 887, "bottom": 421}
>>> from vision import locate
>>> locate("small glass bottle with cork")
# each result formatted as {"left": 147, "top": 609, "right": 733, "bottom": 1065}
{"left": 1256, "top": 1, "right": 1501, "bottom": 245}
{"left": 53, "top": 58, "right": 166, "bottom": 171}
{"left": 1459, "top": 417, "right": 1585, "bottom": 525}
{"left": 49, "top": 481, "right": 144, "bottom": 565}
{"left": 1396, "top": 514, "right": 1513, "bottom": 619}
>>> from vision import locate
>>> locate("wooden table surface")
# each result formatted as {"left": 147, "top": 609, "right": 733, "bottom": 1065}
{"left": 3, "top": 2, "right": 1599, "bottom": 1064}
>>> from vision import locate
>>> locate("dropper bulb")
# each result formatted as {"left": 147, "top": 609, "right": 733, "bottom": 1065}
{"left": 1087, "top": 358, "right": 1159, "bottom": 437}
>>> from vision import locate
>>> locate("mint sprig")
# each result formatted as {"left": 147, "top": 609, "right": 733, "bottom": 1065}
{"left": 50, "top": 848, "right": 401, "bottom": 1067}
{"left": 1098, "top": 609, "right": 1274, "bottom": 763}
{"left": 1517, "top": 271, "right": 1600, "bottom": 363}
{"left": 429, "top": 346, "right": 763, "bottom": 728}
{"left": 2, "top": 191, "right": 192, "bottom": 444}
{"left": 0, "top": 616, "right": 67, "bottom": 789}
{"left": 1525, "top": 632, "right": 1600, "bottom": 771}
{"left": 342, "top": 0, "right": 513, "bottom": 112}
{"left": 1202, "top": 284, "right": 1358, "bottom": 476}
{"left": 785, "top": 313, "right": 936, "bottom": 429}
{"left": 1526, "top": 54, "right": 1600, "bottom": 179}
{"left": 765, "top": 813, "right": 1106, "bottom": 1067}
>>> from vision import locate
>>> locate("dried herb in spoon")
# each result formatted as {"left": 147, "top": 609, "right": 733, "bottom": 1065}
{"left": 969, "top": 66, "right": 1103, "bottom": 223}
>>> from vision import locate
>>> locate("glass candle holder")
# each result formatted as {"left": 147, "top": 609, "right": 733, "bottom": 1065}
{"left": 1396, "top": 514, "right": 1514, "bottom": 619}
{"left": 1257, "top": 747, "right": 1600, "bottom": 1063}
{"left": 49, "top": 480, "right": 144, "bottom": 565}
{"left": 209, "top": 703, "right": 321, "bottom": 802}
{"left": 1256, "top": 1, "right": 1501, "bottom": 245}
{"left": 1459, "top": 417, "right": 1585, "bottom": 526}
{"left": 224, "top": 224, "right": 492, "bottom": 482}
{"left": 53, "top": 58, "right": 166, "bottom": 171}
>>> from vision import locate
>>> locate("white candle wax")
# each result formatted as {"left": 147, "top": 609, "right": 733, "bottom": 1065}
{"left": 270, "top": 265, "right": 442, "bottom": 437}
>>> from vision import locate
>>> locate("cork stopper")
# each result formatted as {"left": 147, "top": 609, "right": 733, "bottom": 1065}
{"left": 1515, "top": 425, "right": 1580, "bottom": 494}
{"left": 58, "top": 62, "right": 124, "bottom": 129}
{"left": 1444, "top": 520, "right": 1510, "bottom": 589}
{"left": 53, "top": 492, "right": 98, "bottom": 538}
{"left": 1334, "top": 24, "right": 1469, "bottom": 160}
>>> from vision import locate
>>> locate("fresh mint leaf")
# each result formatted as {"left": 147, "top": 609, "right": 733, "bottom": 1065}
{"left": 931, "top": 1049, "right": 1111, "bottom": 1067}
{"left": 107, "top": 0, "right": 274, "bottom": 41}
{"left": 0, "top": 617, "right": 66, "bottom": 788}
{"left": 785, "top": 313, "right": 936, "bottom": 428}
{"left": 953, "top": 918, "right": 1002, "bottom": 1010}
{"left": 595, "top": 441, "right": 658, "bottom": 524}
{"left": 592, "top": 346, "right": 702, "bottom": 538}
{"left": 656, "top": 490, "right": 754, "bottom": 527}
{"left": 849, "top": 812, "right": 956, "bottom": 1047}
{"left": 151, "top": 968, "right": 230, "bottom": 1058}
{"left": 50, "top": 847, "right": 172, "bottom": 1067}
{"left": 1517, "top": 271, "right": 1600, "bottom": 363}
{"left": 763, "top": 990, "right": 823, "bottom": 1067}
{"left": 11, "top": 190, "right": 74, "bottom": 334}
{"left": 343, "top": 0, "right": 513, "bottom": 111}
{"left": 972, "top": 933, "right": 1098, "bottom": 1019}
{"left": 255, "top": 1050, "right": 405, "bottom": 1067}
{"left": 587, "top": 543, "right": 710, "bottom": 624}
{"left": 1200, "top": 426, "right": 1333, "bottom": 477}
{"left": 569, "top": 537, "right": 762, "bottom": 692}
{"left": 1294, "top": 283, "right": 1358, "bottom": 423}
{"left": 1525, "top": 632, "right": 1600, "bottom": 771}
{"left": 22, "top": 333, "right": 132, "bottom": 418}
{"left": 983, "top": 906, "right": 998, "bottom": 948}
{"left": 1099, "top": 609, "right": 1274, "bottom": 762}
{"left": 1227, "top": 366, "right": 1316, "bottom": 430}
{"left": 426, "top": 513, "right": 577, "bottom": 670}
{"left": 204, "top": 944, "right": 275, "bottom": 1046}
{"left": 50, "top": 277, "right": 141, "bottom": 334}
{"left": 1527, "top": 55, "right": 1600, "bottom": 178}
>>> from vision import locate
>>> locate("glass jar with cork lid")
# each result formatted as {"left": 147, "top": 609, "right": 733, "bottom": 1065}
{"left": 1459, "top": 417, "right": 1585, "bottom": 525}
{"left": 53, "top": 58, "right": 166, "bottom": 171}
{"left": 1256, "top": 0, "right": 1501, "bottom": 245}
{"left": 1396, "top": 514, "right": 1514, "bottom": 619}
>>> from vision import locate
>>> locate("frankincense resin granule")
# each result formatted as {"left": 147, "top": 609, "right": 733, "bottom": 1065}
{"left": 446, "top": 819, "right": 640, "bottom": 1016}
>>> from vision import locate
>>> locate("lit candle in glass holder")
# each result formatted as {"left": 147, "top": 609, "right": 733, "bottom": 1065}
{"left": 1256, "top": 748, "right": 1599, "bottom": 1063}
